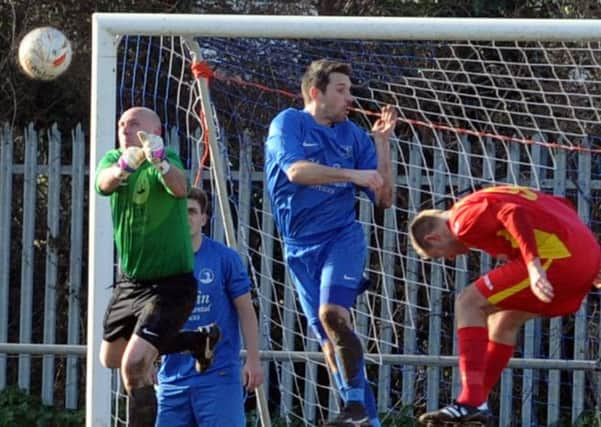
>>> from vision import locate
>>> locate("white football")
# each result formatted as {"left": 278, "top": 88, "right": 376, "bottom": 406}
{"left": 18, "top": 27, "right": 72, "bottom": 81}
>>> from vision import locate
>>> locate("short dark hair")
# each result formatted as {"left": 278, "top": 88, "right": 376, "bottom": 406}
{"left": 188, "top": 186, "right": 209, "bottom": 214}
{"left": 301, "top": 59, "right": 352, "bottom": 104}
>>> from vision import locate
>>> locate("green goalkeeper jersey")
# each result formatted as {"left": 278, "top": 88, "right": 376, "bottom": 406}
{"left": 95, "top": 148, "right": 193, "bottom": 280}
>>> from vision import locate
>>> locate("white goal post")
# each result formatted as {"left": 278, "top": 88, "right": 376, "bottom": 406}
{"left": 89, "top": 14, "right": 601, "bottom": 427}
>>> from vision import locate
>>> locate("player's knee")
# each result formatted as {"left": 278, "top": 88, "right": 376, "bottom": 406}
{"left": 122, "top": 358, "right": 145, "bottom": 378}
{"left": 319, "top": 310, "right": 362, "bottom": 370}
{"left": 319, "top": 306, "right": 350, "bottom": 330}
{"left": 320, "top": 310, "right": 340, "bottom": 332}
{"left": 490, "top": 312, "right": 533, "bottom": 339}
{"left": 121, "top": 356, "right": 151, "bottom": 388}
{"left": 455, "top": 285, "right": 486, "bottom": 312}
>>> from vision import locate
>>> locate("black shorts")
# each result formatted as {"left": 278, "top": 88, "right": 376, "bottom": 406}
{"left": 102, "top": 272, "right": 196, "bottom": 352}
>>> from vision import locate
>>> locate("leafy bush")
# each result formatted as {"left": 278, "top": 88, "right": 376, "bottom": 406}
{"left": 0, "top": 386, "right": 84, "bottom": 427}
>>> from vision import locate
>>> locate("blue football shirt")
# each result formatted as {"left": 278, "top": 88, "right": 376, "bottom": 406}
{"left": 157, "top": 236, "right": 251, "bottom": 386}
{"left": 265, "top": 108, "right": 377, "bottom": 244}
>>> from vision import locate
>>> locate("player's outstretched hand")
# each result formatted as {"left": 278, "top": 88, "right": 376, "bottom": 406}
{"left": 116, "top": 146, "right": 145, "bottom": 179}
{"left": 527, "top": 259, "right": 554, "bottom": 303}
{"left": 371, "top": 104, "right": 397, "bottom": 142}
{"left": 242, "top": 357, "right": 264, "bottom": 391}
{"left": 137, "top": 130, "right": 171, "bottom": 175}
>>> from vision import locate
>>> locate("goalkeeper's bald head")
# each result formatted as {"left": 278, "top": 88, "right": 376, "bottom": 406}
{"left": 118, "top": 106, "right": 162, "bottom": 150}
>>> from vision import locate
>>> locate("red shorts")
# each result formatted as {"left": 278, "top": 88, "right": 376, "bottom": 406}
{"left": 475, "top": 244, "right": 600, "bottom": 317}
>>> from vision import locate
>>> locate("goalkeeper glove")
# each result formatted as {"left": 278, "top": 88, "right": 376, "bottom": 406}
{"left": 137, "top": 130, "right": 171, "bottom": 175}
{"left": 115, "top": 146, "right": 145, "bottom": 181}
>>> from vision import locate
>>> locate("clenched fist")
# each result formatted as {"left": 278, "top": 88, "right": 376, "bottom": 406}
{"left": 137, "top": 131, "right": 171, "bottom": 175}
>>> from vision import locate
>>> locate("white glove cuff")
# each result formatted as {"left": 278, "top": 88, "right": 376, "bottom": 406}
{"left": 114, "top": 166, "right": 130, "bottom": 181}
{"left": 157, "top": 160, "right": 171, "bottom": 175}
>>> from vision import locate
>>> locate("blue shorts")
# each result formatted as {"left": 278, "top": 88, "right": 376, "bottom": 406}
{"left": 285, "top": 224, "right": 368, "bottom": 342}
{"left": 155, "top": 382, "right": 245, "bottom": 427}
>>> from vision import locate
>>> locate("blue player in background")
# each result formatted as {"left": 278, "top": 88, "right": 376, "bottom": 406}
{"left": 155, "top": 187, "right": 263, "bottom": 427}
{"left": 265, "top": 59, "right": 397, "bottom": 426}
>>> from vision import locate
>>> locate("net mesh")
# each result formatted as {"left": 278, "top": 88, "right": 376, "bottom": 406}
{"left": 109, "top": 33, "right": 601, "bottom": 426}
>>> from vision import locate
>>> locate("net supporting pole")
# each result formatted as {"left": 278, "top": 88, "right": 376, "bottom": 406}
{"left": 183, "top": 37, "right": 272, "bottom": 427}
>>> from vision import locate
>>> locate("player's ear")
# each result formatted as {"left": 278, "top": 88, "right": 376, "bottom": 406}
{"left": 424, "top": 232, "right": 441, "bottom": 245}
{"left": 309, "top": 86, "right": 321, "bottom": 101}
{"left": 200, "top": 212, "right": 209, "bottom": 227}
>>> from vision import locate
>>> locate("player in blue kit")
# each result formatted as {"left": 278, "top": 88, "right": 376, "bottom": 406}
{"left": 265, "top": 59, "right": 397, "bottom": 426}
{"left": 155, "top": 187, "right": 263, "bottom": 427}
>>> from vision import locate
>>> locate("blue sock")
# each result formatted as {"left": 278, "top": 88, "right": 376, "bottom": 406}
{"left": 333, "top": 369, "right": 380, "bottom": 425}
{"left": 363, "top": 379, "right": 380, "bottom": 426}
{"left": 364, "top": 378, "right": 380, "bottom": 420}
{"left": 336, "top": 366, "right": 380, "bottom": 425}
{"left": 331, "top": 370, "right": 348, "bottom": 402}
{"left": 335, "top": 353, "right": 365, "bottom": 404}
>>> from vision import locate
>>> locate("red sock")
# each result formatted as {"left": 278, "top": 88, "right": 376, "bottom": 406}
{"left": 456, "top": 327, "right": 488, "bottom": 406}
{"left": 482, "top": 340, "right": 514, "bottom": 397}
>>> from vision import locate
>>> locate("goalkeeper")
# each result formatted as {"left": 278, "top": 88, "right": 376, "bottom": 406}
{"left": 95, "top": 107, "right": 220, "bottom": 427}
{"left": 265, "top": 59, "right": 397, "bottom": 427}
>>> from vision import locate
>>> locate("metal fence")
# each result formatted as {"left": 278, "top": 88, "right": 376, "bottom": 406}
{"left": 1, "top": 123, "right": 601, "bottom": 426}
{"left": 0, "top": 123, "right": 86, "bottom": 409}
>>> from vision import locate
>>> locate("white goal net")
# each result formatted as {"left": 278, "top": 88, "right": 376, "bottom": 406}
{"left": 89, "top": 15, "right": 601, "bottom": 427}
